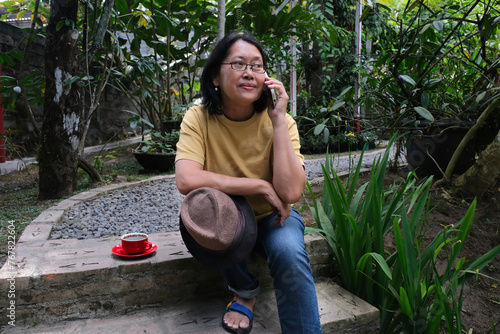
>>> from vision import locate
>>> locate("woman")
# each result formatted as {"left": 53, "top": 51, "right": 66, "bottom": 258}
{"left": 175, "top": 32, "right": 322, "bottom": 334}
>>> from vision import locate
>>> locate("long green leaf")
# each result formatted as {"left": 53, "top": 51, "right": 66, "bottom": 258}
{"left": 399, "top": 287, "right": 412, "bottom": 318}
{"left": 458, "top": 243, "right": 500, "bottom": 286}
{"left": 445, "top": 199, "right": 476, "bottom": 274}
{"left": 400, "top": 74, "right": 417, "bottom": 86}
{"left": 401, "top": 209, "right": 418, "bottom": 294}
{"left": 357, "top": 252, "right": 393, "bottom": 280}
{"left": 345, "top": 149, "right": 365, "bottom": 203}
{"left": 414, "top": 106, "right": 435, "bottom": 121}
{"left": 360, "top": 6, "right": 372, "bottom": 22}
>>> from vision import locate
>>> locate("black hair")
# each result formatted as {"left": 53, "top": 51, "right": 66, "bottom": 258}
{"left": 200, "top": 32, "right": 269, "bottom": 115}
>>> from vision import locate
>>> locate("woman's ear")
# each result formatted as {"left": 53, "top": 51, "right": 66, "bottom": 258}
{"left": 212, "top": 76, "right": 219, "bottom": 88}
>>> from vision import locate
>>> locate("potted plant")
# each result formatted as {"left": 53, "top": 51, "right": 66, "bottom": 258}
{"left": 112, "top": 46, "right": 182, "bottom": 173}
{"left": 126, "top": 111, "right": 178, "bottom": 172}
{"left": 355, "top": 0, "right": 500, "bottom": 179}
{"left": 108, "top": 0, "right": 215, "bottom": 172}
{"left": 132, "top": 130, "right": 178, "bottom": 172}
{"left": 360, "top": 130, "right": 378, "bottom": 151}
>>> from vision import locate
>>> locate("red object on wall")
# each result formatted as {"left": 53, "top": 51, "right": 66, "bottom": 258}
{"left": 0, "top": 64, "right": 5, "bottom": 163}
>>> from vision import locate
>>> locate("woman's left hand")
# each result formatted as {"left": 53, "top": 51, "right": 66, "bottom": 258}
{"left": 265, "top": 77, "right": 289, "bottom": 122}
{"left": 262, "top": 183, "right": 291, "bottom": 226}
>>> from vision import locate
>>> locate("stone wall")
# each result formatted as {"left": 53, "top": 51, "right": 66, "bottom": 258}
{"left": 0, "top": 21, "right": 137, "bottom": 156}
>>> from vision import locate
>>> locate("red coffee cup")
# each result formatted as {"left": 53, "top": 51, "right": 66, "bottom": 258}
{"left": 121, "top": 233, "right": 149, "bottom": 254}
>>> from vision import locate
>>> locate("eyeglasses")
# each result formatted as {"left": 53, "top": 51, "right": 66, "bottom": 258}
{"left": 221, "top": 61, "right": 266, "bottom": 74}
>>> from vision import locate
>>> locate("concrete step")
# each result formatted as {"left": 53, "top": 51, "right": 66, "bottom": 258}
{"left": 0, "top": 229, "right": 379, "bottom": 333}
{"left": 1, "top": 281, "right": 379, "bottom": 334}
{"left": 0, "top": 177, "right": 380, "bottom": 333}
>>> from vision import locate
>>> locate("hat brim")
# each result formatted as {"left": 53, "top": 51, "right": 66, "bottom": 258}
{"left": 180, "top": 195, "right": 257, "bottom": 270}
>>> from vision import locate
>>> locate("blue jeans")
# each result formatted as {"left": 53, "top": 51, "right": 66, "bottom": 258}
{"left": 219, "top": 209, "right": 322, "bottom": 333}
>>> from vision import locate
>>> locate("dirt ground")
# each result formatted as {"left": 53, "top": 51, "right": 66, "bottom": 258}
{"left": 298, "top": 167, "right": 500, "bottom": 333}
{"left": 1, "top": 150, "right": 499, "bottom": 332}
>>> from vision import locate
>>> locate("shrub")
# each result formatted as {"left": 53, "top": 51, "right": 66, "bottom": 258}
{"left": 305, "top": 135, "right": 500, "bottom": 333}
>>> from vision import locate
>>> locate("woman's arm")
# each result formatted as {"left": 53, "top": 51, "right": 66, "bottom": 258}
{"left": 265, "top": 77, "right": 307, "bottom": 204}
{"left": 175, "top": 159, "right": 290, "bottom": 225}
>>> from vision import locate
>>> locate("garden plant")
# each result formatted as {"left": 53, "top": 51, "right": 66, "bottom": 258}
{"left": 305, "top": 136, "right": 500, "bottom": 333}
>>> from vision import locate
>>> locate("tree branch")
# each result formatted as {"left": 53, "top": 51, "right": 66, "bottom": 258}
{"left": 77, "top": 155, "right": 103, "bottom": 183}
{"left": 439, "top": 95, "right": 500, "bottom": 184}
{"left": 88, "top": 0, "right": 115, "bottom": 61}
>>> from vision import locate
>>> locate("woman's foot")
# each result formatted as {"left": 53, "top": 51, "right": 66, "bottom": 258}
{"left": 223, "top": 295, "right": 256, "bottom": 331}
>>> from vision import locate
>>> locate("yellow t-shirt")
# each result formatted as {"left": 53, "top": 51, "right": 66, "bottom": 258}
{"left": 175, "top": 105, "right": 304, "bottom": 220}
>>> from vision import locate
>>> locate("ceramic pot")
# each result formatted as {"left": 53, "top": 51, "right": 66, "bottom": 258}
{"left": 406, "top": 125, "right": 476, "bottom": 178}
{"left": 133, "top": 150, "right": 176, "bottom": 172}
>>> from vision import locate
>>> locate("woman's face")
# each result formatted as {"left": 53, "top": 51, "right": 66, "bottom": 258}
{"left": 213, "top": 40, "right": 266, "bottom": 111}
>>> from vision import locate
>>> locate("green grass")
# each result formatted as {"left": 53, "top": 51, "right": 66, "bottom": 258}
{"left": 0, "top": 180, "right": 56, "bottom": 261}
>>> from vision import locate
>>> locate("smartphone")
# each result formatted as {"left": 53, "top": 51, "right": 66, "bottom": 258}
{"left": 263, "top": 83, "right": 278, "bottom": 108}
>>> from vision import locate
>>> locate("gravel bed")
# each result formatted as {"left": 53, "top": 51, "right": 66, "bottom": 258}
{"left": 51, "top": 147, "right": 401, "bottom": 240}
{"left": 51, "top": 180, "right": 184, "bottom": 240}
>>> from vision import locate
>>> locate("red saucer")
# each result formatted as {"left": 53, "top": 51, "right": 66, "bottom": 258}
{"left": 112, "top": 242, "right": 157, "bottom": 258}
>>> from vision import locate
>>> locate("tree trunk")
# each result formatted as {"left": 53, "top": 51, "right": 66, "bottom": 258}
{"left": 217, "top": 0, "right": 225, "bottom": 42}
{"left": 38, "top": 0, "right": 81, "bottom": 200}
{"left": 308, "top": 39, "right": 324, "bottom": 101}
{"left": 443, "top": 96, "right": 500, "bottom": 181}
{"left": 453, "top": 129, "right": 500, "bottom": 199}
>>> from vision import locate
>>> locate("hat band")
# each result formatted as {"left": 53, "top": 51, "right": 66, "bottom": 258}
{"left": 204, "top": 210, "right": 245, "bottom": 255}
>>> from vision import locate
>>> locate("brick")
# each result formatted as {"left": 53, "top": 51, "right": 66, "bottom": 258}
{"left": 11, "top": 275, "right": 30, "bottom": 290}
{"left": 43, "top": 238, "right": 79, "bottom": 249}
{"left": 0, "top": 262, "right": 18, "bottom": 279}
{"left": 19, "top": 289, "right": 78, "bottom": 305}
{"left": 31, "top": 210, "right": 65, "bottom": 224}
{"left": 17, "top": 224, "right": 52, "bottom": 243}
{"left": 0, "top": 222, "right": 379, "bottom": 332}
{"left": 316, "top": 281, "right": 379, "bottom": 328}
{"left": 36, "top": 246, "right": 116, "bottom": 277}
{"left": 69, "top": 311, "right": 164, "bottom": 333}
{"left": 306, "top": 233, "right": 333, "bottom": 266}
{"left": 8, "top": 266, "right": 38, "bottom": 283}
{"left": 116, "top": 258, "right": 154, "bottom": 275}
{"left": 67, "top": 191, "right": 104, "bottom": 201}
{"left": 151, "top": 244, "right": 191, "bottom": 263}
{"left": 123, "top": 290, "right": 172, "bottom": 307}
{"left": 143, "top": 175, "right": 174, "bottom": 183}
{"left": 85, "top": 274, "right": 154, "bottom": 296}
{"left": 44, "top": 302, "right": 77, "bottom": 317}
{"left": 38, "top": 270, "right": 87, "bottom": 285}
{"left": 91, "top": 183, "right": 130, "bottom": 192}
{"left": 53, "top": 199, "right": 81, "bottom": 211}
{"left": 81, "top": 280, "right": 120, "bottom": 296}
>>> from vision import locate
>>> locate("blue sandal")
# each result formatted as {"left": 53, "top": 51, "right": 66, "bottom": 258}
{"left": 221, "top": 295, "right": 254, "bottom": 334}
